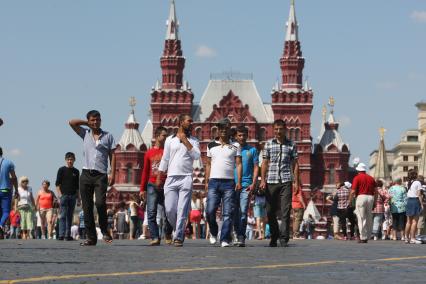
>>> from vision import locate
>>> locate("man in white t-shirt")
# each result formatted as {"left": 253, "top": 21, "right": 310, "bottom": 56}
{"left": 205, "top": 118, "right": 242, "bottom": 247}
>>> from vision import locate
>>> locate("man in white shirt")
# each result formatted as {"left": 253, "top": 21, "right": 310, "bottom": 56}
{"left": 205, "top": 118, "right": 242, "bottom": 247}
{"left": 158, "top": 114, "right": 201, "bottom": 247}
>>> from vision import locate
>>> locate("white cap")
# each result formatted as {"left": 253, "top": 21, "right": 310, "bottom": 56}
{"left": 344, "top": 181, "right": 352, "bottom": 189}
{"left": 356, "top": 163, "right": 367, "bottom": 172}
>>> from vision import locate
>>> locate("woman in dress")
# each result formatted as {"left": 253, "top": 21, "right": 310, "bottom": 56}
{"left": 17, "top": 176, "right": 35, "bottom": 240}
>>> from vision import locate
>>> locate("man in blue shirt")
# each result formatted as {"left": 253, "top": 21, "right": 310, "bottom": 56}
{"left": 69, "top": 110, "right": 116, "bottom": 246}
{"left": 0, "top": 147, "right": 18, "bottom": 239}
{"left": 233, "top": 126, "right": 259, "bottom": 247}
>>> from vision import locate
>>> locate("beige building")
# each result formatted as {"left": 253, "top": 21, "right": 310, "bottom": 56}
{"left": 369, "top": 102, "right": 426, "bottom": 182}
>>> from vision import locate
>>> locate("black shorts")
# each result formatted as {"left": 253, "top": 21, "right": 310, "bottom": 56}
{"left": 392, "top": 212, "right": 406, "bottom": 231}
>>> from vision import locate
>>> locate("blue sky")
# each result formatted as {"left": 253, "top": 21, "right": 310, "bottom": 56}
{"left": 1, "top": 0, "right": 425, "bottom": 192}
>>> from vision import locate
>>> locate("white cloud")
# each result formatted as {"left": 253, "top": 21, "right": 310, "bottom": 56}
{"left": 195, "top": 45, "right": 217, "bottom": 58}
{"left": 8, "top": 148, "right": 22, "bottom": 156}
{"left": 375, "top": 81, "right": 399, "bottom": 91}
{"left": 411, "top": 11, "right": 426, "bottom": 23}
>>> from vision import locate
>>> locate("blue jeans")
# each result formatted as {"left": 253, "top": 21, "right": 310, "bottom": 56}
{"left": 372, "top": 213, "right": 384, "bottom": 236}
{"left": 147, "top": 184, "right": 172, "bottom": 240}
{"left": 233, "top": 188, "right": 250, "bottom": 240}
{"left": 206, "top": 179, "right": 235, "bottom": 243}
{"left": 0, "top": 189, "right": 12, "bottom": 227}
{"left": 59, "top": 194, "right": 77, "bottom": 238}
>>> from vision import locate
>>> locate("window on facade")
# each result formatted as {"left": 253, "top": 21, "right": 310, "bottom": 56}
{"left": 414, "top": 166, "right": 419, "bottom": 171}
{"left": 211, "top": 127, "right": 218, "bottom": 140}
{"left": 295, "top": 128, "right": 301, "bottom": 141}
{"left": 403, "top": 166, "right": 408, "bottom": 172}
{"left": 259, "top": 128, "right": 266, "bottom": 142}
{"left": 414, "top": 156, "right": 418, "bottom": 162}
{"left": 407, "top": 136, "right": 418, "bottom": 142}
{"left": 195, "top": 127, "right": 202, "bottom": 140}
{"left": 403, "top": 177, "right": 408, "bottom": 182}
{"left": 289, "top": 128, "right": 295, "bottom": 141}
{"left": 328, "top": 165, "right": 335, "bottom": 185}
{"left": 126, "top": 165, "right": 132, "bottom": 183}
{"left": 403, "top": 156, "right": 408, "bottom": 162}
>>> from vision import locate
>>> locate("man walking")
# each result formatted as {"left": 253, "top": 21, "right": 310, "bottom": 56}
{"left": 233, "top": 125, "right": 258, "bottom": 247}
{"left": 0, "top": 147, "right": 18, "bottom": 239}
{"left": 140, "top": 126, "right": 173, "bottom": 246}
{"left": 69, "top": 110, "right": 116, "bottom": 246}
{"left": 158, "top": 114, "right": 201, "bottom": 247}
{"left": 349, "top": 163, "right": 377, "bottom": 243}
{"left": 260, "top": 119, "right": 299, "bottom": 247}
{"left": 56, "top": 152, "right": 80, "bottom": 241}
{"left": 205, "top": 118, "right": 242, "bottom": 247}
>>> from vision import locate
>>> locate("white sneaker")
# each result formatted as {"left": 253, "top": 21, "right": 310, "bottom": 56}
{"left": 221, "top": 241, "right": 230, "bottom": 247}
{"left": 373, "top": 236, "right": 378, "bottom": 241}
{"left": 140, "top": 235, "right": 147, "bottom": 240}
{"left": 209, "top": 236, "right": 217, "bottom": 245}
{"left": 401, "top": 236, "right": 405, "bottom": 241}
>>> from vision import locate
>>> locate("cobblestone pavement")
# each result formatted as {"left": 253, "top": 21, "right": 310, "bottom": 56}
{"left": 1, "top": 239, "right": 426, "bottom": 283}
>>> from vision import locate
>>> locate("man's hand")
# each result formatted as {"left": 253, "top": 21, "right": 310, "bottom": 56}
{"left": 139, "top": 191, "right": 147, "bottom": 202}
{"left": 108, "top": 175, "right": 115, "bottom": 186}
{"left": 247, "top": 183, "right": 255, "bottom": 192}
{"left": 176, "top": 132, "right": 188, "bottom": 142}
{"left": 259, "top": 180, "right": 267, "bottom": 191}
{"left": 235, "top": 182, "right": 242, "bottom": 192}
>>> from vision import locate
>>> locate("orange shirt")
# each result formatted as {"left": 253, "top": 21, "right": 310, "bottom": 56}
{"left": 39, "top": 190, "right": 54, "bottom": 209}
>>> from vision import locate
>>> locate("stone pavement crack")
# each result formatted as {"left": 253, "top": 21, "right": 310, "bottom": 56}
{"left": 1, "top": 256, "right": 426, "bottom": 284}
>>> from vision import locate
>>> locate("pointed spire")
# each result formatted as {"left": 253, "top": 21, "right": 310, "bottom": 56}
{"left": 166, "top": 0, "right": 179, "bottom": 40}
{"left": 373, "top": 127, "right": 391, "bottom": 181}
{"left": 285, "top": 0, "right": 299, "bottom": 42}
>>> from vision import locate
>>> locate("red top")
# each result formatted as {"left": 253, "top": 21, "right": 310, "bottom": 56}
{"left": 140, "top": 147, "right": 166, "bottom": 192}
{"left": 351, "top": 172, "right": 376, "bottom": 196}
{"left": 9, "top": 210, "right": 20, "bottom": 226}
{"left": 38, "top": 190, "right": 54, "bottom": 209}
{"left": 292, "top": 187, "right": 305, "bottom": 209}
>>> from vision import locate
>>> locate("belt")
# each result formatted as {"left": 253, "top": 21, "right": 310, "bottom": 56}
{"left": 83, "top": 169, "right": 104, "bottom": 176}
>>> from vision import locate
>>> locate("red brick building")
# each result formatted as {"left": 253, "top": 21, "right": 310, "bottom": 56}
{"left": 108, "top": 0, "right": 351, "bottom": 213}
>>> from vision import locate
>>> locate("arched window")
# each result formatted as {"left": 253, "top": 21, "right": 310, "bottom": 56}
{"left": 211, "top": 126, "right": 218, "bottom": 140}
{"left": 328, "top": 164, "right": 335, "bottom": 185}
{"left": 126, "top": 164, "right": 133, "bottom": 184}
{"left": 195, "top": 127, "right": 202, "bottom": 140}
{"left": 289, "top": 128, "right": 295, "bottom": 141}
{"left": 295, "top": 128, "right": 300, "bottom": 141}
{"left": 259, "top": 128, "right": 266, "bottom": 142}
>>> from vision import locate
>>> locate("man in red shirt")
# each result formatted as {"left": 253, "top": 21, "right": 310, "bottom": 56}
{"left": 140, "top": 126, "right": 172, "bottom": 246}
{"left": 349, "top": 163, "right": 377, "bottom": 243}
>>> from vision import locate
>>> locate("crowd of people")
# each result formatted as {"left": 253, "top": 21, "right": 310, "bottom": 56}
{"left": 1, "top": 111, "right": 425, "bottom": 247}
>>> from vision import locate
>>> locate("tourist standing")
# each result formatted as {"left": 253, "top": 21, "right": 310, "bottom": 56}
{"left": 56, "top": 152, "right": 80, "bottom": 241}
{"left": 9, "top": 201, "right": 21, "bottom": 239}
{"left": 404, "top": 170, "right": 423, "bottom": 244}
{"left": 336, "top": 182, "right": 356, "bottom": 240}
{"left": 205, "top": 118, "right": 242, "bottom": 247}
{"left": 253, "top": 192, "right": 266, "bottom": 240}
{"left": 17, "top": 176, "right": 35, "bottom": 240}
{"left": 233, "top": 125, "right": 258, "bottom": 247}
{"left": 69, "top": 110, "right": 116, "bottom": 246}
{"left": 35, "top": 180, "right": 57, "bottom": 239}
{"left": 114, "top": 202, "right": 128, "bottom": 240}
{"left": 190, "top": 192, "right": 202, "bottom": 240}
{"left": 141, "top": 126, "right": 173, "bottom": 245}
{"left": 158, "top": 114, "right": 201, "bottom": 247}
{"left": 260, "top": 119, "right": 299, "bottom": 247}
{"left": 349, "top": 163, "right": 377, "bottom": 243}
{"left": 292, "top": 177, "right": 306, "bottom": 239}
{"left": 0, "top": 147, "right": 18, "bottom": 239}
{"left": 128, "top": 195, "right": 140, "bottom": 240}
{"left": 388, "top": 178, "right": 407, "bottom": 240}
{"left": 372, "top": 180, "right": 390, "bottom": 240}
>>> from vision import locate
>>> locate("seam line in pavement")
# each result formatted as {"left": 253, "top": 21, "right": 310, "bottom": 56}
{"left": 2, "top": 255, "right": 426, "bottom": 283}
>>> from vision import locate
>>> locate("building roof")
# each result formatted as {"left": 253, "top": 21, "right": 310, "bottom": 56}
{"left": 118, "top": 112, "right": 145, "bottom": 151}
{"left": 141, "top": 119, "right": 153, "bottom": 148}
{"left": 192, "top": 79, "right": 274, "bottom": 123}
{"left": 318, "top": 112, "right": 348, "bottom": 152}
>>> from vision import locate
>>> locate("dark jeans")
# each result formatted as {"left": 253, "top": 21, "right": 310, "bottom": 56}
{"left": 0, "top": 189, "right": 12, "bottom": 227}
{"left": 59, "top": 194, "right": 77, "bottom": 238}
{"left": 79, "top": 228, "right": 86, "bottom": 239}
{"left": 80, "top": 170, "right": 108, "bottom": 242}
{"left": 233, "top": 188, "right": 250, "bottom": 240}
{"left": 337, "top": 208, "right": 357, "bottom": 237}
{"left": 265, "top": 182, "right": 292, "bottom": 242}
{"left": 206, "top": 179, "right": 235, "bottom": 243}
{"left": 147, "top": 184, "right": 172, "bottom": 240}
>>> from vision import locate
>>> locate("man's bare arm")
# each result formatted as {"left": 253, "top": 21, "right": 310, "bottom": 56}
{"left": 69, "top": 119, "right": 87, "bottom": 136}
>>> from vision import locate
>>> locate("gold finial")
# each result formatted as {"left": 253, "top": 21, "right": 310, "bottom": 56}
{"left": 129, "top": 96, "right": 136, "bottom": 113}
{"left": 379, "top": 127, "right": 386, "bottom": 140}
{"left": 328, "top": 96, "right": 335, "bottom": 108}
{"left": 322, "top": 105, "right": 327, "bottom": 120}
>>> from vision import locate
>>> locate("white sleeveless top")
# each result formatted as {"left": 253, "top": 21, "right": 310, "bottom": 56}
{"left": 191, "top": 199, "right": 201, "bottom": 210}
{"left": 18, "top": 186, "right": 32, "bottom": 207}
